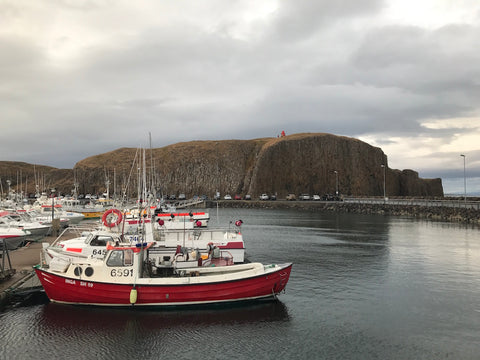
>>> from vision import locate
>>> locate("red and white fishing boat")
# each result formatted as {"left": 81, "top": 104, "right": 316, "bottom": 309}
{"left": 43, "top": 215, "right": 246, "bottom": 264}
{"left": 35, "top": 241, "right": 292, "bottom": 307}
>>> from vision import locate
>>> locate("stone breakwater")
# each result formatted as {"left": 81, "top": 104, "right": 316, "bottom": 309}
{"left": 205, "top": 200, "right": 480, "bottom": 225}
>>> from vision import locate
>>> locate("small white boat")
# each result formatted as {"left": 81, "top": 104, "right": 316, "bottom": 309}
{"left": 37, "top": 205, "right": 85, "bottom": 224}
{"left": 21, "top": 209, "right": 70, "bottom": 228}
{"left": 0, "top": 211, "right": 51, "bottom": 240}
{"left": 0, "top": 227, "right": 31, "bottom": 250}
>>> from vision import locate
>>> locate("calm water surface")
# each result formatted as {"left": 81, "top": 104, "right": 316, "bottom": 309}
{"left": 1, "top": 208, "right": 479, "bottom": 359}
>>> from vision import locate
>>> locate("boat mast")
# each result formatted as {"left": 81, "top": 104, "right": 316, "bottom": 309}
{"left": 149, "top": 132, "right": 156, "bottom": 204}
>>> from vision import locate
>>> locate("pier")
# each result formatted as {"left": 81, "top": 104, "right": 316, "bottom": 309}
{"left": 0, "top": 237, "right": 54, "bottom": 309}
{"left": 205, "top": 197, "right": 480, "bottom": 224}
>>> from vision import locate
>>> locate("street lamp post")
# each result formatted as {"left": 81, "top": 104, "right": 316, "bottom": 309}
{"left": 6, "top": 180, "right": 11, "bottom": 200}
{"left": 334, "top": 171, "right": 339, "bottom": 196}
{"left": 381, "top": 165, "right": 386, "bottom": 201}
{"left": 460, "top": 154, "right": 466, "bottom": 205}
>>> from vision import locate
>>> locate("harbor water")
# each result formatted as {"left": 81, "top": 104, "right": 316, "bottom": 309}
{"left": 1, "top": 208, "right": 479, "bottom": 359}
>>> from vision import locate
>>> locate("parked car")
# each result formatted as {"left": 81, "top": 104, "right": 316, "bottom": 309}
{"left": 224, "top": 194, "right": 232, "bottom": 200}
{"left": 270, "top": 194, "right": 277, "bottom": 200}
{"left": 234, "top": 194, "right": 242, "bottom": 200}
{"left": 178, "top": 193, "right": 186, "bottom": 200}
{"left": 286, "top": 194, "right": 296, "bottom": 201}
{"left": 169, "top": 194, "right": 176, "bottom": 200}
{"left": 260, "top": 193, "right": 269, "bottom": 200}
{"left": 312, "top": 194, "right": 321, "bottom": 201}
{"left": 244, "top": 194, "right": 251, "bottom": 200}
{"left": 300, "top": 194, "right": 310, "bottom": 201}
{"left": 322, "top": 194, "right": 342, "bottom": 201}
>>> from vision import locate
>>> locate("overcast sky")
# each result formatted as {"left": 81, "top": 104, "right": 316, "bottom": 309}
{"left": 1, "top": 0, "right": 479, "bottom": 195}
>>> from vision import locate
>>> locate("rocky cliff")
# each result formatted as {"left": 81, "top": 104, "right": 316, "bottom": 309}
{"left": 0, "top": 133, "right": 443, "bottom": 198}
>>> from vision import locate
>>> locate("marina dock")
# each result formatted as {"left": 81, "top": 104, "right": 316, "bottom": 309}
{"left": 0, "top": 237, "right": 55, "bottom": 306}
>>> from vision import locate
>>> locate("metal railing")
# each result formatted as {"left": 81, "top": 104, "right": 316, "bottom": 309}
{"left": 342, "top": 197, "right": 480, "bottom": 210}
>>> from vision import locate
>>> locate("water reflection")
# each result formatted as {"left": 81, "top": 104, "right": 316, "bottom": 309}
{"left": 2, "top": 209, "right": 480, "bottom": 359}
{"left": 39, "top": 300, "right": 290, "bottom": 332}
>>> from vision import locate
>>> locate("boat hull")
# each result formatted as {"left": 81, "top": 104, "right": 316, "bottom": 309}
{"left": 34, "top": 263, "right": 292, "bottom": 307}
{"left": 80, "top": 211, "right": 103, "bottom": 219}
{"left": 24, "top": 226, "right": 51, "bottom": 240}
{"left": 0, "top": 235, "right": 27, "bottom": 250}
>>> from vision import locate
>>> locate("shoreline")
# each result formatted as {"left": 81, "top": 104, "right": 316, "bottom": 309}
{"left": 204, "top": 199, "right": 480, "bottom": 225}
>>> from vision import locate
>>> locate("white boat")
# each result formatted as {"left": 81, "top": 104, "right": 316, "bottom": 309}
{"left": 102, "top": 209, "right": 244, "bottom": 262}
{"left": 155, "top": 211, "right": 210, "bottom": 227}
{"left": 35, "top": 205, "right": 85, "bottom": 224}
{"left": 25, "top": 194, "right": 85, "bottom": 224}
{"left": 60, "top": 198, "right": 115, "bottom": 219}
{"left": 0, "top": 211, "right": 51, "bottom": 240}
{"left": 43, "top": 218, "right": 240, "bottom": 264}
{"left": 0, "top": 227, "right": 31, "bottom": 250}
{"left": 21, "top": 209, "right": 70, "bottom": 228}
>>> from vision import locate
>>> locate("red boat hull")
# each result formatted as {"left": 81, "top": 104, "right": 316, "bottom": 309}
{"left": 34, "top": 264, "right": 292, "bottom": 307}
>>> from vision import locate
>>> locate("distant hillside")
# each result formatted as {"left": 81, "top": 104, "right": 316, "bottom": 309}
{"left": 0, "top": 133, "right": 443, "bottom": 198}
{"left": 72, "top": 133, "right": 444, "bottom": 198}
{"left": 0, "top": 161, "right": 73, "bottom": 196}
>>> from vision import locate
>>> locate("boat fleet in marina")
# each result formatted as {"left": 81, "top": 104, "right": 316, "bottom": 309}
{"left": 1, "top": 192, "right": 292, "bottom": 307}
{"left": 0, "top": 194, "right": 87, "bottom": 251}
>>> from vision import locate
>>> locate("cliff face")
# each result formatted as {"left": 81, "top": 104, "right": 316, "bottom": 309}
{"left": 73, "top": 139, "right": 268, "bottom": 197}
{"left": 250, "top": 133, "right": 389, "bottom": 196}
{"left": 0, "top": 133, "right": 444, "bottom": 198}
{"left": 73, "top": 133, "right": 443, "bottom": 198}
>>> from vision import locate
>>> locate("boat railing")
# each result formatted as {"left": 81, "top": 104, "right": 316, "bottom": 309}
{"left": 202, "top": 250, "right": 234, "bottom": 267}
{"left": 144, "top": 246, "right": 234, "bottom": 278}
{"left": 155, "top": 227, "right": 241, "bottom": 243}
{"left": 342, "top": 197, "right": 480, "bottom": 210}
{"left": 50, "top": 223, "right": 101, "bottom": 247}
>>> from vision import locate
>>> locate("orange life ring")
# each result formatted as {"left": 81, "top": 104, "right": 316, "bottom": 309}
{"left": 102, "top": 209, "right": 123, "bottom": 228}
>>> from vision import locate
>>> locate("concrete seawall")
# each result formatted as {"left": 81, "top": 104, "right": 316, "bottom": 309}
{"left": 205, "top": 200, "right": 480, "bottom": 225}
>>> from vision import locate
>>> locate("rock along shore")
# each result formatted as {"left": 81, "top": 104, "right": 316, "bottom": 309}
{"left": 205, "top": 200, "right": 480, "bottom": 225}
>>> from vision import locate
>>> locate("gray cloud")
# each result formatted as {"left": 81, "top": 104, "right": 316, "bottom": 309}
{"left": 269, "top": 0, "right": 384, "bottom": 41}
{"left": 0, "top": 1, "right": 479, "bottom": 194}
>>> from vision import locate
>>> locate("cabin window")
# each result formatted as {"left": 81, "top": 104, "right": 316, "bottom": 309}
{"left": 106, "top": 250, "right": 133, "bottom": 267}
{"left": 124, "top": 250, "right": 133, "bottom": 266}
{"left": 90, "top": 235, "right": 112, "bottom": 246}
{"left": 84, "top": 234, "right": 93, "bottom": 244}
{"left": 107, "top": 250, "right": 124, "bottom": 266}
